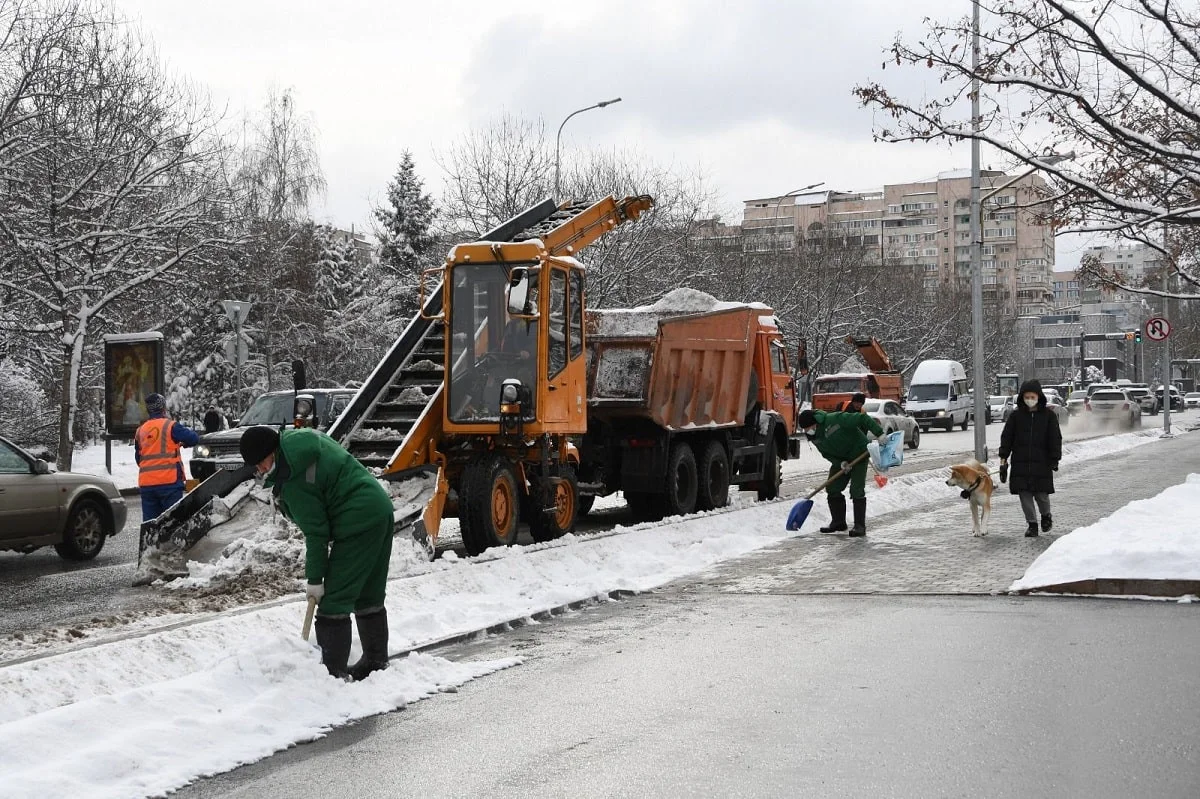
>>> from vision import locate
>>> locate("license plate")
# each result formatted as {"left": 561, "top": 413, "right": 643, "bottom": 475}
{"left": 217, "top": 461, "right": 244, "bottom": 471}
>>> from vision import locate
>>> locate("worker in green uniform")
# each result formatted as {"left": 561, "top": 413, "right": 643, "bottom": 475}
{"left": 797, "top": 408, "right": 885, "bottom": 537}
{"left": 240, "top": 425, "right": 394, "bottom": 680}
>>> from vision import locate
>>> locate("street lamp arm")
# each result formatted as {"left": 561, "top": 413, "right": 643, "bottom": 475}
{"left": 555, "top": 98, "right": 623, "bottom": 200}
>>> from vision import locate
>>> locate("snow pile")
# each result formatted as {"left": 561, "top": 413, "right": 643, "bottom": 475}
{"left": 350, "top": 426, "right": 406, "bottom": 442}
{"left": 1010, "top": 473, "right": 1200, "bottom": 593}
{"left": 649, "top": 287, "right": 721, "bottom": 313}
{"left": 408, "top": 359, "right": 443, "bottom": 372}
{"left": 588, "top": 287, "right": 771, "bottom": 337}
{"left": 394, "top": 386, "right": 430, "bottom": 404}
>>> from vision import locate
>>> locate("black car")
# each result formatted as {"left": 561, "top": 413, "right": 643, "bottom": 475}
{"left": 189, "top": 389, "right": 355, "bottom": 480}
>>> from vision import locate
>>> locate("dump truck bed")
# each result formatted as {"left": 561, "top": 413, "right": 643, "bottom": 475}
{"left": 586, "top": 305, "right": 762, "bottom": 430}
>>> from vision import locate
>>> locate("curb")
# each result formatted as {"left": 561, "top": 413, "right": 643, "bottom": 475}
{"left": 1015, "top": 578, "right": 1200, "bottom": 598}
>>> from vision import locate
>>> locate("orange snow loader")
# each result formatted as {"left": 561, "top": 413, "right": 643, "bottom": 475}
{"left": 811, "top": 335, "right": 903, "bottom": 412}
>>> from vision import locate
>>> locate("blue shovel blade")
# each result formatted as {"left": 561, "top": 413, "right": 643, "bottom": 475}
{"left": 786, "top": 498, "right": 814, "bottom": 531}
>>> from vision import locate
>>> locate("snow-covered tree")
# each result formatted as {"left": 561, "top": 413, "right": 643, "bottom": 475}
{"left": 0, "top": 356, "right": 52, "bottom": 445}
{"left": 372, "top": 151, "right": 436, "bottom": 317}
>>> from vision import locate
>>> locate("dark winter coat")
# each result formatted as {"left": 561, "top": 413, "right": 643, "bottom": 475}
{"left": 808, "top": 409, "right": 885, "bottom": 464}
{"left": 999, "top": 380, "right": 1063, "bottom": 494}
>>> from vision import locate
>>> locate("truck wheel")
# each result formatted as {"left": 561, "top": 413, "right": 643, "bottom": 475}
{"left": 625, "top": 490, "right": 663, "bottom": 522}
{"left": 460, "top": 455, "right": 520, "bottom": 556}
{"left": 529, "top": 468, "right": 578, "bottom": 543}
{"left": 906, "top": 425, "right": 920, "bottom": 450}
{"left": 696, "top": 441, "right": 730, "bottom": 511}
{"left": 663, "top": 442, "right": 699, "bottom": 517}
{"left": 757, "top": 442, "right": 781, "bottom": 501}
{"left": 54, "top": 498, "right": 109, "bottom": 561}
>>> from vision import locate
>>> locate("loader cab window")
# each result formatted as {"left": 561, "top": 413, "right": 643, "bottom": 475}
{"left": 548, "top": 268, "right": 568, "bottom": 378}
{"left": 569, "top": 271, "right": 584, "bottom": 359}
{"left": 448, "top": 263, "right": 539, "bottom": 422}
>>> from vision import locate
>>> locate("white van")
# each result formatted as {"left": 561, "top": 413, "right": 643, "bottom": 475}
{"left": 906, "top": 359, "right": 972, "bottom": 431}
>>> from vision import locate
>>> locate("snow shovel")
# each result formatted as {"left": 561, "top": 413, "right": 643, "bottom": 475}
{"left": 301, "top": 595, "right": 317, "bottom": 641}
{"left": 785, "top": 451, "right": 870, "bottom": 532}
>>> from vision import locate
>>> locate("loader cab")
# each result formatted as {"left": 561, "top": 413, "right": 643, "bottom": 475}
{"left": 443, "top": 242, "right": 587, "bottom": 437}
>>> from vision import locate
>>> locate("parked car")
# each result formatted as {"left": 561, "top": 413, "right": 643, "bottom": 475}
{"left": 986, "top": 395, "right": 1010, "bottom": 424}
{"left": 1066, "top": 389, "right": 1089, "bottom": 417}
{"left": 1086, "top": 389, "right": 1142, "bottom": 429}
{"left": 190, "top": 388, "right": 356, "bottom": 480}
{"left": 1127, "top": 387, "right": 1158, "bottom": 416}
{"left": 1185, "top": 392, "right": 1200, "bottom": 409}
{"left": 863, "top": 399, "right": 920, "bottom": 449}
{"left": 998, "top": 395, "right": 1018, "bottom": 423}
{"left": 1155, "top": 385, "right": 1183, "bottom": 412}
{"left": 0, "top": 435, "right": 127, "bottom": 560}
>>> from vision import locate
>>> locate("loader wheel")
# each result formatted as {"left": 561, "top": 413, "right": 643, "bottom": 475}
{"left": 663, "top": 441, "right": 699, "bottom": 517}
{"left": 625, "top": 490, "right": 663, "bottom": 522}
{"left": 529, "top": 468, "right": 578, "bottom": 543}
{"left": 696, "top": 441, "right": 730, "bottom": 511}
{"left": 460, "top": 455, "right": 520, "bottom": 556}
{"left": 757, "top": 441, "right": 781, "bottom": 502}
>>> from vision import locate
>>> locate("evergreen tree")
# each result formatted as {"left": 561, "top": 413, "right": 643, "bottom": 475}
{"left": 372, "top": 151, "right": 436, "bottom": 316}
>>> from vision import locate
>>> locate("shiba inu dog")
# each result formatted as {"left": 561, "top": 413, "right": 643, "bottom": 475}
{"left": 946, "top": 460, "right": 994, "bottom": 537}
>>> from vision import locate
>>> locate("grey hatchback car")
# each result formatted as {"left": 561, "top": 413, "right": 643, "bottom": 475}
{"left": 0, "top": 435, "right": 127, "bottom": 560}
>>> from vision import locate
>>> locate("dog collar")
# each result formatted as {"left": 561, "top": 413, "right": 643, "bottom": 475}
{"left": 960, "top": 476, "right": 983, "bottom": 500}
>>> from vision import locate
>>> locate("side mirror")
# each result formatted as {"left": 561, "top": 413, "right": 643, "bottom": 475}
{"left": 507, "top": 267, "right": 538, "bottom": 317}
{"left": 33, "top": 459, "right": 50, "bottom": 474}
{"left": 949, "top": 394, "right": 958, "bottom": 402}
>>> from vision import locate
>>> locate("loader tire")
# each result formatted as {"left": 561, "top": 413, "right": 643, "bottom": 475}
{"left": 460, "top": 455, "right": 520, "bottom": 556}
{"left": 663, "top": 441, "right": 699, "bottom": 517}
{"left": 529, "top": 467, "right": 578, "bottom": 543}
{"left": 696, "top": 440, "right": 730, "bottom": 511}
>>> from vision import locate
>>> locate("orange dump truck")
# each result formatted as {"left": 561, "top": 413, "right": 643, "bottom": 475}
{"left": 811, "top": 335, "right": 904, "bottom": 411}
{"left": 580, "top": 297, "right": 801, "bottom": 520}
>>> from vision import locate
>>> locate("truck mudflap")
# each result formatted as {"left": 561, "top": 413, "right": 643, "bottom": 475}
{"left": 134, "top": 464, "right": 258, "bottom": 585}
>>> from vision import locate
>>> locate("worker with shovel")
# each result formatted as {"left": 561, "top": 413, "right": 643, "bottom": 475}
{"left": 797, "top": 408, "right": 885, "bottom": 537}
{"left": 240, "top": 426, "right": 394, "bottom": 681}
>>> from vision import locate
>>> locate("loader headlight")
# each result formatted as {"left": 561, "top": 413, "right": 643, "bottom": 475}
{"left": 193, "top": 444, "right": 210, "bottom": 458}
{"left": 501, "top": 381, "right": 522, "bottom": 404}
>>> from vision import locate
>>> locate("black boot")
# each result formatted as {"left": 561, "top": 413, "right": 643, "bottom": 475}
{"left": 1025, "top": 522, "right": 1040, "bottom": 537}
{"left": 314, "top": 615, "right": 352, "bottom": 679}
{"left": 849, "top": 498, "right": 867, "bottom": 537}
{"left": 819, "top": 495, "right": 848, "bottom": 533}
{"left": 1040, "top": 514, "right": 1053, "bottom": 533}
{"left": 349, "top": 607, "right": 390, "bottom": 682}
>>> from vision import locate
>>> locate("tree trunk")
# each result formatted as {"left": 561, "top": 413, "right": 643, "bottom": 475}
{"left": 55, "top": 333, "right": 85, "bottom": 470}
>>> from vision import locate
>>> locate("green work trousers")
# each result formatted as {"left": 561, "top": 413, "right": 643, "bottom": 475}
{"left": 826, "top": 458, "right": 868, "bottom": 500}
{"left": 317, "top": 520, "right": 393, "bottom": 617}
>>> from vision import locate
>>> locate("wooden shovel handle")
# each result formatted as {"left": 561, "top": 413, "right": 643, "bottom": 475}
{"left": 805, "top": 451, "right": 870, "bottom": 500}
{"left": 301, "top": 595, "right": 317, "bottom": 641}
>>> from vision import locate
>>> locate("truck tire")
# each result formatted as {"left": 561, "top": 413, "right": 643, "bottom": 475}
{"left": 460, "top": 455, "right": 520, "bottom": 556}
{"left": 696, "top": 440, "right": 730, "bottom": 511}
{"left": 757, "top": 442, "right": 782, "bottom": 501}
{"left": 663, "top": 441, "right": 699, "bottom": 517}
{"left": 625, "top": 490, "right": 663, "bottom": 522}
{"left": 529, "top": 468, "right": 578, "bottom": 543}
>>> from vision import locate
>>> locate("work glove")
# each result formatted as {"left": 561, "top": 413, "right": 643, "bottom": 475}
{"left": 305, "top": 582, "right": 325, "bottom": 601}
{"left": 999, "top": 462, "right": 1009, "bottom": 484}
{"left": 840, "top": 460, "right": 853, "bottom": 474}
{"left": 877, "top": 433, "right": 890, "bottom": 444}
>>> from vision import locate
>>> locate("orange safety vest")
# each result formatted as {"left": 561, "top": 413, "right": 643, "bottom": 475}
{"left": 136, "top": 417, "right": 182, "bottom": 488}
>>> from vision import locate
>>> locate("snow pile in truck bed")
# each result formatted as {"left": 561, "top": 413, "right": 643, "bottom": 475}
{"left": 590, "top": 288, "right": 771, "bottom": 338}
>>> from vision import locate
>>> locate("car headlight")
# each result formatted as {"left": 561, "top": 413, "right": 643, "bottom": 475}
{"left": 936, "top": 410, "right": 946, "bottom": 416}
{"left": 193, "top": 444, "right": 210, "bottom": 458}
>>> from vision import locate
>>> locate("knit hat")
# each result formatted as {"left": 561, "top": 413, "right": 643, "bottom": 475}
{"left": 144, "top": 393, "right": 166, "bottom": 415}
{"left": 797, "top": 409, "right": 818, "bottom": 429}
{"left": 849, "top": 392, "right": 867, "bottom": 406}
{"left": 239, "top": 425, "right": 280, "bottom": 466}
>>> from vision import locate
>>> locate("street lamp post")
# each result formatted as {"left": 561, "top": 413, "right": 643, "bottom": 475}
{"left": 554, "top": 97, "right": 621, "bottom": 200}
{"left": 770, "top": 182, "right": 826, "bottom": 250}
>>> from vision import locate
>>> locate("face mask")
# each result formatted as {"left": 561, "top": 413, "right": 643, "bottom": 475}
{"left": 1024, "top": 397, "right": 1038, "bottom": 409}
{"left": 804, "top": 427, "right": 817, "bottom": 438}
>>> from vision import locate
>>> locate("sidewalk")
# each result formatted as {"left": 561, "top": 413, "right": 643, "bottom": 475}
{"left": 692, "top": 429, "right": 1200, "bottom": 596}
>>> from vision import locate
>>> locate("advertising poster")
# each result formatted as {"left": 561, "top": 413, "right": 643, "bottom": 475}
{"left": 104, "top": 333, "right": 165, "bottom": 435}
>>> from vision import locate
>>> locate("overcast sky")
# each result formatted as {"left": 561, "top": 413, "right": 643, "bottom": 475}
{"left": 122, "top": 0, "right": 1093, "bottom": 268}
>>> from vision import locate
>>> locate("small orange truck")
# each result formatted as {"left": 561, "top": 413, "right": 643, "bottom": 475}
{"left": 579, "top": 294, "right": 801, "bottom": 519}
{"left": 811, "top": 335, "right": 904, "bottom": 411}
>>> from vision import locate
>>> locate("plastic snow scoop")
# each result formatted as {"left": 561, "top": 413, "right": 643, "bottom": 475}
{"left": 785, "top": 451, "right": 870, "bottom": 532}
{"left": 301, "top": 595, "right": 317, "bottom": 641}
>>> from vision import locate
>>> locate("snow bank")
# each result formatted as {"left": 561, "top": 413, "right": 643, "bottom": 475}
{"left": 589, "top": 287, "right": 772, "bottom": 337}
{"left": 1010, "top": 473, "right": 1200, "bottom": 593}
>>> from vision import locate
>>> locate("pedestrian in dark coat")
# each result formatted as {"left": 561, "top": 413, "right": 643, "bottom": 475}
{"left": 998, "top": 379, "right": 1063, "bottom": 536}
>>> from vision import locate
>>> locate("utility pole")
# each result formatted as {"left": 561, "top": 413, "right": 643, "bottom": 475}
{"left": 969, "top": 0, "right": 986, "bottom": 462}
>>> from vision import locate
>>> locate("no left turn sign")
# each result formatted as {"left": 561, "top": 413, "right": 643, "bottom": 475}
{"left": 1146, "top": 317, "right": 1171, "bottom": 342}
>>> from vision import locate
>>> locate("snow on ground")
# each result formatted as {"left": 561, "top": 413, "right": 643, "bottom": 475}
{"left": 1010, "top": 473, "right": 1200, "bottom": 594}
{"left": 0, "top": 425, "right": 1179, "bottom": 799}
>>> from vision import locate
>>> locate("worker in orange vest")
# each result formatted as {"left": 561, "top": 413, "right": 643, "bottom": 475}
{"left": 134, "top": 393, "right": 200, "bottom": 521}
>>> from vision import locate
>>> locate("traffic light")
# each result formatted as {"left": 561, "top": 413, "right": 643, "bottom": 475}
{"left": 1135, "top": 328, "right": 1142, "bottom": 343}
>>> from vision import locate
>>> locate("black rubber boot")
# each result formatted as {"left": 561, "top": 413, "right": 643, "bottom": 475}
{"left": 1025, "top": 522, "right": 1040, "bottom": 537}
{"left": 314, "top": 615, "right": 352, "bottom": 680}
{"left": 1040, "top": 514, "right": 1053, "bottom": 533}
{"left": 349, "top": 607, "right": 390, "bottom": 682}
{"left": 819, "top": 495, "right": 848, "bottom": 533}
{"left": 849, "top": 498, "right": 867, "bottom": 537}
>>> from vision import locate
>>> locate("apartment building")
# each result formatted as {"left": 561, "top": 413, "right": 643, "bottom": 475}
{"left": 738, "top": 170, "right": 1058, "bottom": 316}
